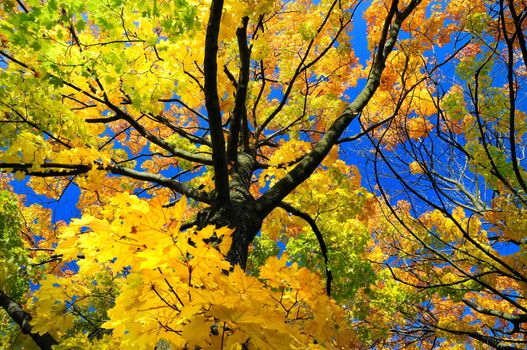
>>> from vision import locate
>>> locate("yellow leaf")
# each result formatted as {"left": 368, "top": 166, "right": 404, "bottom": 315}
{"left": 181, "top": 315, "right": 212, "bottom": 347}
{"left": 409, "top": 161, "right": 425, "bottom": 174}
{"left": 13, "top": 171, "right": 25, "bottom": 181}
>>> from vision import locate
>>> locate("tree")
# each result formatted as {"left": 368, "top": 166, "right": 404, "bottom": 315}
{"left": 0, "top": 0, "right": 424, "bottom": 347}
{"left": 1, "top": 0, "right": 523, "bottom": 349}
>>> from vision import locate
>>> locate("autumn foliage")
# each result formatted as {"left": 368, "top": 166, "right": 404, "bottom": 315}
{"left": 1, "top": 0, "right": 527, "bottom": 349}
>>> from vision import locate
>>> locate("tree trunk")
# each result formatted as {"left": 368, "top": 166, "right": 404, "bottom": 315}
{"left": 197, "top": 152, "right": 262, "bottom": 269}
{"left": 197, "top": 198, "right": 262, "bottom": 269}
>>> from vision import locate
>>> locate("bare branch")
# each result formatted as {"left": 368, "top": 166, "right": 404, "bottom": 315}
{"left": 278, "top": 202, "right": 333, "bottom": 296}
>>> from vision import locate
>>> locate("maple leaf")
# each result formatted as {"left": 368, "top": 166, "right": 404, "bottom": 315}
{"left": 2, "top": 0, "right": 526, "bottom": 349}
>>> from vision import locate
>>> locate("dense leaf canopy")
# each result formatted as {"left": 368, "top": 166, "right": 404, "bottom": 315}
{"left": 0, "top": 0, "right": 527, "bottom": 349}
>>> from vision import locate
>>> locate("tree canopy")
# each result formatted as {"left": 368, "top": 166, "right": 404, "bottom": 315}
{"left": 1, "top": 0, "right": 527, "bottom": 348}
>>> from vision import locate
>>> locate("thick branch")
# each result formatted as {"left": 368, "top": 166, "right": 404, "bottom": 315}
{"left": 432, "top": 324, "right": 523, "bottom": 350}
{"left": 204, "top": 0, "right": 230, "bottom": 204}
{"left": 0, "top": 162, "right": 211, "bottom": 204}
{"left": 227, "top": 16, "right": 251, "bottom": 164}
{"left": 462, "top": 299, "right": 527, "bottom": 324}
{"left": 499, "top": 1, "right": 527, "bottom": 199}
{"left": 507, "top": 0, "right": 527, "bottom": 68}
{"left": 0, "top": 162, "right": 91, "bottom": 176}
{"left": 0, "top": 289, "right": 58, "bottom": 350}
{"left": 256, "top": 0, "right": 421, "bottom": 216}
{"left": 104, "top": 103, "right": 212, "bottom": 165}
{"left": 15, "top": 0, "right": 29, "bottom": 13}
{"left": 107, "top": 164, "right": 212, "bottom": 204}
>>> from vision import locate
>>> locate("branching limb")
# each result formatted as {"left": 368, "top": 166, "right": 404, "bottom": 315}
{"left": 338, "top": 37, "right": 468, "bottom": 144}
{"left": 277, "top": 202, "right": 332, "bottom": 296}
{"left": 254, "top": 0, "right": 342, "bottom": 138}
{"left": 256, "top": 0, "right": 422, "bottom": 216}
{"left": 0, "top": 289, "right": 58, "bottom": 350}
{"left": 227, "top": 16, "right": 251, "bottom": 164}
{"left": 499, "top": 0, "right": 527, "bottom": 200}
{"left": 370, "top": 133, "right": 527, "bottom": 313}
{"left": 462, "top": 298, "right": 527, "bottom": 326}
{"left": 431, "top": 323, "right": 524, "bottom": 350}
{"left": 103, "top": 101, "right": 213, "bottom": 165}
{"left": 0, "top": 51, "right": 212, "bottom": 166}
{"left": 107, "top": 164, "right": 212, "bottom": 204}
{"left": 0, "top": 162, "right": 212, "bottom": 204}
{"left": 204, "top": 0, "right": 230, "bottom": 204}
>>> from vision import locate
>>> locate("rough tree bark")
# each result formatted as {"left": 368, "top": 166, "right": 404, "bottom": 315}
{"left": 197, "top": 152, "right": 262, "bottom": 269}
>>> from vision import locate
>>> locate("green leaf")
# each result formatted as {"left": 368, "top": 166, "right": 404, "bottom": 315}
{"left": 75, "top": 19, "right": 86, "bottom": 32}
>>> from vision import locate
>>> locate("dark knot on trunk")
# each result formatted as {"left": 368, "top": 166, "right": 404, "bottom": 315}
{"left": 197, "top": 195, "right": 262, "bottom": 269}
